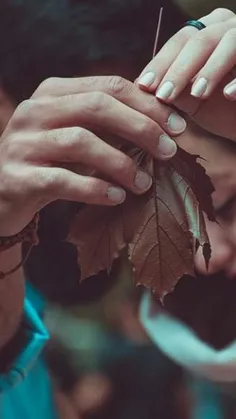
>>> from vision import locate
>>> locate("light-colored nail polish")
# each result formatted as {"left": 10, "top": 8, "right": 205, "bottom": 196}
{"left": 107, "top": 187, "right": 126, "bottom": 203}
{"left": 168, "top": 113, "right": 187, "bottom": 134}
{"left": 138, "top": 71, "right": 156, "bottom": 88}
{"left": 156, "top": 81, "right": 174, "bottom": 100}
{"left": 134, "top": 171, "right": 152, "bottom": 192}
{"left": 224, "top": 83, "right": 236, "bottom": 98}
{"left": 191, "top": 77, "right": 208, "bottom": 98}
{"left": 158, "top": 134, "right": 177, "bottom": 159}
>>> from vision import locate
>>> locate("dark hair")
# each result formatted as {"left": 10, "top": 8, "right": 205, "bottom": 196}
{"left": 0, "top": 0, "right": 188, "bottom": 103}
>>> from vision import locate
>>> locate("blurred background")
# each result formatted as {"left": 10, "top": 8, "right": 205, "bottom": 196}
{"left": 1, "top": 0, "right": 236, "bottom": 418}
{"left": 175, "top": 0, "right": 236, "bottom": 17}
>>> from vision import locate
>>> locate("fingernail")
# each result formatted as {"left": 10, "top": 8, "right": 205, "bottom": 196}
{"left": 158, "top": 134, "right": 177, "bottom": 159}
{"left": 224, "top": 83, "right": 236, "bottom": 99}
{"left": 156, "top": 81, "right": 174, "bottom": 100}
{"left": 168, "top": 113, "right": 187, "bottom": 134}
{"left": 107, "top": 187, "right": 126, "bottom": 203}
{"left": 191, "top": 77, "right": 208, "bottom": 98}
{"left": 134, "top": 170, "right": 152, "bottom": 192}
{"left": 138, "top": 71, "right": 156, "bottom": 88}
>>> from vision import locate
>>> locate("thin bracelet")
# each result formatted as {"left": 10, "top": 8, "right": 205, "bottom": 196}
{"left": 0, "top": 213, "right": 39, "bottom": 279}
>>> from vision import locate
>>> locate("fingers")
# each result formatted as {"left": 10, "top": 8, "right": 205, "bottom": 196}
{"left": 224, "top": 77, "right": 236, "bottom": 100}
{"left": 138, "top": 27, "right": 198, "bottom": 92}
{"left": 34, "top": 167, "right": 127, "bottom": 206}
{"left": 14, "top": 93, "right": 178, "bottom": 160}
{"left": 155, "top": 20, "right": 236, "bottom": 101}
{"left": 29, "top": 127, "right": 152, "bottom": 195}
{"left": 31, "top": 76, "right": 187, "bottom": 138}
{"left": 191, "top": 27, "right": 236, "bottom": 98}
{"left": 155, "top": 24, "right": 228, "bottom": 101}
{"left": 137, "top": 8, "right": 235, "bottom": 100}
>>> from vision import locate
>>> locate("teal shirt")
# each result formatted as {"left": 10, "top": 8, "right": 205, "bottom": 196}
{"left": 0, "top": 285, "right": 58, "bottom": 419}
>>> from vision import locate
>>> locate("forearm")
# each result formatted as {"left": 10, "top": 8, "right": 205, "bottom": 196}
{"left": 0, "top": 243, "right": 25, "bottom": 350}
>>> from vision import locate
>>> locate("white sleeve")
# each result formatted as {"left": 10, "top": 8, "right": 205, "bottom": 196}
{"left": 139, "top": 290, "right": 236, "bottom": 382}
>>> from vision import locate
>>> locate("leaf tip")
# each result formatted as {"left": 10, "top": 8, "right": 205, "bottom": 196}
{"left": 203, "top": 242, "right": 212, "bottom": 270}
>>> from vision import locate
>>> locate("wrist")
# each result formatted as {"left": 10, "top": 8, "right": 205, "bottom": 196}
{"left": 0, "top": 214, "right": 39, "bottom": 280}
{"left": 0, "top": 209, "right": 37, "bottom": 236}
{"left": 0, "top": 213, "right": 39, "bottom": 250}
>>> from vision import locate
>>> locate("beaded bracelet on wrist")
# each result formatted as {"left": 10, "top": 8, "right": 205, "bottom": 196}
{"left": 0, "top": 213, "right": 39, "bottom": 279}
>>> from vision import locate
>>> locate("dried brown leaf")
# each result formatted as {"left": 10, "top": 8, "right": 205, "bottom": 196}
{"left": 129, "top": 149, "right": 212, "bottom": 300}
{"left": 68, "top": 148, "right": 214, "bottom": 301}
{"left": 67, "top": 193, "right": 144, "bottom": 280}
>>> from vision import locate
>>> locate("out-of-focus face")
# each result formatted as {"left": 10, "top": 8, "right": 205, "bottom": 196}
{"left": 177, "top": 122, "right": 236, "bottom": 278}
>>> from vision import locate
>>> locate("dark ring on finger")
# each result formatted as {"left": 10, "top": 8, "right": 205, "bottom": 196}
{"left": 184, "top": 20, "right": 206, "bottom": 31}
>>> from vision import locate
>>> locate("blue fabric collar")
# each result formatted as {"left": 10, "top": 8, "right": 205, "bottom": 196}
{"left": 0, "top": 298, "right": 49, "bottom": 391}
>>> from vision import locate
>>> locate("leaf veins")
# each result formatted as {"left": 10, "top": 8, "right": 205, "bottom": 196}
{"left": 68, "top": 147, "right": 215, "bottom": 301}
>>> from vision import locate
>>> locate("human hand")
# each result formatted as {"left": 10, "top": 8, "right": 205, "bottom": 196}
{"left": 138, "top": 8, "right": 236, "bottom": 141}
{"left": 0, "top": 76, "right": 187, "bottom": 236}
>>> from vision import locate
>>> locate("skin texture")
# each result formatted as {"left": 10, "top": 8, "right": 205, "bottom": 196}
{"left": 0, "top": 76, "right": 185, "bottom": 350}
{"left": 138, "top": 8, "right": 236, "bottom": 140}
{"left": 137, "top": 7, "right": 236, "bottom": 277}
{"left": 0, "top": 245, "right": 24, "bottom": 350}
{"left": 0, "top": 76, "right": 188, "bottom": 238}
{"left": 1, "top": 7, "right": 236, "bottom": 354}
{"left": 0, "top": 92, "right": 24, "bottom": 350}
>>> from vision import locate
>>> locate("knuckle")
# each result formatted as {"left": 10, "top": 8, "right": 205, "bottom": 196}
{"left": 0, "top": 163, "right": 30, "bottom": 200}
{"left": 213, "top": 8, "right": 235, "bottom": 20}
{"left": 68, "top": 126, "right": 89, "bottom": 144}
{"left": 194, "top": 31, "right": 207, "bottom": 44}
{"left": 173, "top": 28, "right": 191, "bottom": 45}
{"left": 33, "top": 77, "right": 60, "bottom": 97}
{"left": 226, "top": 27, "right": 236, "bottom": 40}
{"left": 14, "top": 98, "right": 52, "bottom": 129}
{"left": 22, "top": 168, "right": 60, "bottom": 207}
{"left": 0, "top": 136, "right": 24, "bottom": 161}
{"left": 141, "top": 95, "right": 162, "bottom": 117}
{"left": 168, "top": 65, "right": 184, "bottom": 79}
{"left": 86, "top": 177, "right": 105, "bottom": 197}
{"left": 84, "top": 92, "right": 109, "bottom": 113}
{"left": 193, "top": 31, "right": 216, "bottom": 49}
{"left": 13, "top": 100, "right": 36, "bottom": 128}
{"left": 136, "top": 116, "right": 157, "bottom": 140}
{"left": 45, "top": 126, "right": 93, "bottom": 162}
{"left": 36, "top": 169, "right": 60, "bottom": 195}
{"left": 0, "top": 162, "right": 16, "bottom": 188}
{"left": 115, "top": 154, "right": 135, "bottom": 180}
{"left": 71, "top": 128, "right": 93, "bottom": 155}
{"left": 106, "top": 75, "right": 131, "bottom": 97}
{"left": 61, "top": 127, "right": 91, "bottom": 152}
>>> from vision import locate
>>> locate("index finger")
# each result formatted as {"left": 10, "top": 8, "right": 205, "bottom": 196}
{"left": 32, "top": 75, "right": 187, "bottom": 137}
